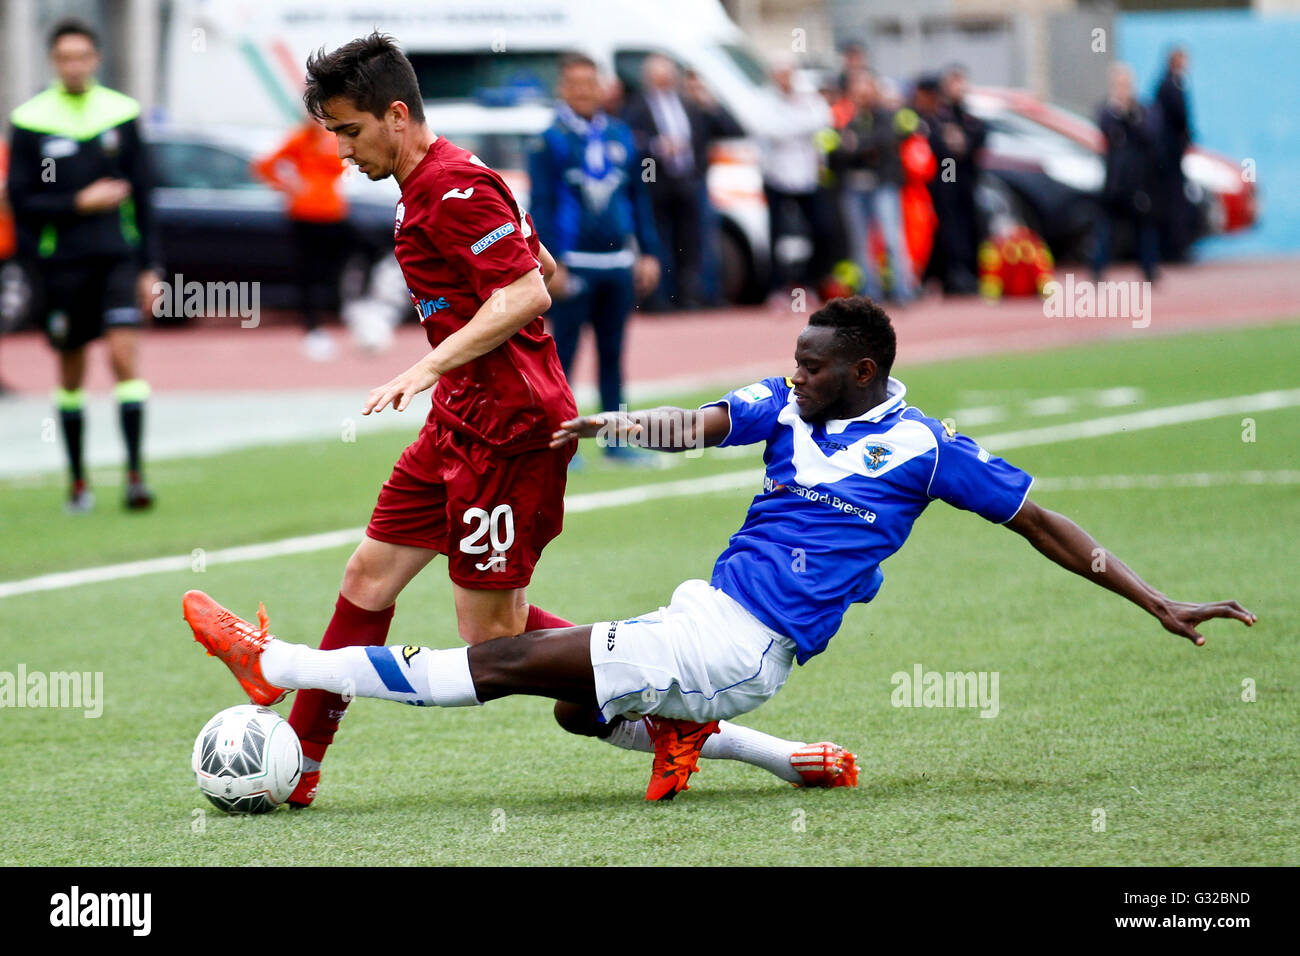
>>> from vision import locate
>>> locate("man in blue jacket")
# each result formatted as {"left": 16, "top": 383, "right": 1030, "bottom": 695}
{"left": 529, "top": 54, "right": 660, "bottom": 461}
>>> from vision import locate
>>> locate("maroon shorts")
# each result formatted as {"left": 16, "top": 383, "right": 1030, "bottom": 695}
{"left": 365, "top": 421, "right": 573, "bottom": 590}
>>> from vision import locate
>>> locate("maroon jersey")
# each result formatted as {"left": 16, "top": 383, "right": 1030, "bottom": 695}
{"left": 394, "top": 137, "right": 574, "bottom": 453}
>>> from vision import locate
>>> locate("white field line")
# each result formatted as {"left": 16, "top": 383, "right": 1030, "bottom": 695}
{"left": 977, "top": 388, "right": 1300, "bottom": 451}
{"left": 1031, "top": 470, "right": 1300, "bottom": 492}
{"left": 4, "top": 388, "right": 1299, "bottom": 600}
{"left": 0, "top": 471, "right": 764, "bottom": 600}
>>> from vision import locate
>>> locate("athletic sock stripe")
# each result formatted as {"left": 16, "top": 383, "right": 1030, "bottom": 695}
{"left": 365, "top": 646, "right": 415, "bottom": 694}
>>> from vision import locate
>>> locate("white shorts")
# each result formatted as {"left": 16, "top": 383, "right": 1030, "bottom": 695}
{"left": 590, "top": 579, "right": 796, "bottom": 724}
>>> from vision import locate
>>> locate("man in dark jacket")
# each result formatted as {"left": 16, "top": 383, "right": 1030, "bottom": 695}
{"left": 1092, "top": 64, "right": 1159, "bottom": 283}
{"left": 828, "top": 71, "right": 915, "bottom": 303}
{"left": 1153, "top": 47, "right": 1195, "bottom": 261}
{"left": 7, "top": 19, "right": 159, "bottom": 511}
{"left": 623, "top": 54, "right": 741, "bottom": 310}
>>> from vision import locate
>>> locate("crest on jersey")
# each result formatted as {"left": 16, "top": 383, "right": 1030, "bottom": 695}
{"left": 864, "top": 442, "right": 893, "bottom": 472}
{"left": 394, "top": 202, "right": 405, "bottom": 237}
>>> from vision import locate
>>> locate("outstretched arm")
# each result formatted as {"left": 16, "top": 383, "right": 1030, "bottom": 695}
{"left": 1005, "top": 499, "right": 1256, "bottom": 645}
{"left": 550, "top": 404, "right": 732, "bottom": 453}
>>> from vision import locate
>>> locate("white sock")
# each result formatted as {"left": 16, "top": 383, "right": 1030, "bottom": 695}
{"left": 261, "top": 640, "right": 480, "bottom": 707}
{"left": 604, "top": 717, "right": 804, "bottom": 784}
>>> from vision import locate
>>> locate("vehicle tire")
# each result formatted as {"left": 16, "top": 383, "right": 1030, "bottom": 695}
{"left": 720, "top": 226, "right": 765, "bottom": 306}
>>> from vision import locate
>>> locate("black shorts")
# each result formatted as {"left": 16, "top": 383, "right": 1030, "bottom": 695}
{"left": 39, "top": 257, "right": 140, "bottom": 352}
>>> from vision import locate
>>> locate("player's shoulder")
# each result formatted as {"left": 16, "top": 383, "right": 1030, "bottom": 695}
{"left": 899, "top": 404, "right": 950, "bottom": 440}
{"left": 415, "top": 139, "right": 513, "bottom": 205}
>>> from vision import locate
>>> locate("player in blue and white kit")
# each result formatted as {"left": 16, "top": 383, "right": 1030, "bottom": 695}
{"left": 185, "top": 297, "right": 1256, "bottom": 801}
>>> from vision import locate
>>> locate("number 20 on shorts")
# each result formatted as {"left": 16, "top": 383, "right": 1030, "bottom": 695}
{"left": 459, "top": 504, "right": 515, "bottom": 554}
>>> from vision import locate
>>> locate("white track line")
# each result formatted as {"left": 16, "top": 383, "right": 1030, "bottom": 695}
{"left": 4, "top": 387, "right": 1299, "bottom": 599}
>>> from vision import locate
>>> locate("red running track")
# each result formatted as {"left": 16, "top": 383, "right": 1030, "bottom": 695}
{"left": 0, "top": 259, "right": 1295, "bottom": 396}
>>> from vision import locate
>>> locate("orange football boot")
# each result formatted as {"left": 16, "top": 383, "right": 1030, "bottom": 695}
{"left": 644, "top": 716, "right": 720, "bottom": 801}
{"left": 790, "top": 742, "right": 859, "bottom": 788}
{"left": 183, "top": 590, "right": 290, "bottom": 706}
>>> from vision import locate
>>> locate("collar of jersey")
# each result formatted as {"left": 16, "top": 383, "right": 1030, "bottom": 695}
{"left": 821, "top": 376, "right": 907, "bottom": 435}
{"left": 11, "top": 81, "right": 139, "bottom": 140}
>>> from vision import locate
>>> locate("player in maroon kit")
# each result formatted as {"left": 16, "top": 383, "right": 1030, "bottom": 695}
{"left": 190, "top": 33, "right": 857, "bottom": 805}
{"left": 273, "top": 33, "right": 579, "bottom": 806}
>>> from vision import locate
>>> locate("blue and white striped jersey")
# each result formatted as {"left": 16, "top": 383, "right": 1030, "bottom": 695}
{"left": 705, "top": 376, "right": 1034, "bottom": 664}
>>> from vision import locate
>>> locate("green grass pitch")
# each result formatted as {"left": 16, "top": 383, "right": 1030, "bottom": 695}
{"left": 1, "top": 321, "right": 1296, "bottom": 865}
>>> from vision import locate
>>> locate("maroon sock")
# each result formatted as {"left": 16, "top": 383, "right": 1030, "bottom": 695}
{"left": 288, "top": 594, "right": 395, "bottom": 764}
{"left": 526, "top": 605, "right": 574, "bottom": 631}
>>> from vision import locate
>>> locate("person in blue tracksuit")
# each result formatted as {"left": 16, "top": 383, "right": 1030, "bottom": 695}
{"left": 529, "top": 53, "right": 661, "bottom": 461}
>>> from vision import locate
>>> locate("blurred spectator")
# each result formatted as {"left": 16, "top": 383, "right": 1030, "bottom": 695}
{"left": 600, "top": 75, "right": 626, "bottom": 116}
{"left": 253, "top": 117, "right": 351, "bottom": 360}
{"left": 1092, "top": 64, "right": 1159, "bottom": 283}
{"left": 528, "top": 53, "right": 660, "bottom": 462}
{"left": 1153, "top": 46, "right": 1195, "bottom": 261}
{"left": 918, "top": 66, "right": 986, "bottom": 295}
{"left": 827, "top": 72, "right": 915, "bottom": 304}
{"left": 837, "top": 42, "right": 869, "bottom": 95}
{"left": 896, "top": 105, "right": 939, "bottom": 287}
{"left": 829, "top": 68, "right": 862, "bottom": 129}
{"left": 762, "top": 57, "right": 833, "bottom": 299}
{"left": 7, "top": 18, "right": 160, "bottom": 512}
{"left": 0, "top": 142, "right": 14, "bottom": 262}
{"left": 0, "top": 141, "right": 16, "bottom": 395}
{"left": 623, "top": 54, "right": 740, "bottom": 310}
{"left": 682, "top": 69, "right": 741, "bottom": 307}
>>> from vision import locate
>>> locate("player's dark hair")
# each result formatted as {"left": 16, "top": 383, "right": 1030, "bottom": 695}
{"left": 808, "top": 296, "right": 896, "bottom": 375}
{"left": 49, "top": 18, "right": 99, "bottom": 51}
{"left": 304, "top": 31, "right": 425, "bottom": 126}
{"left": 558, "top": 52, "right": 598, "bottom": 75}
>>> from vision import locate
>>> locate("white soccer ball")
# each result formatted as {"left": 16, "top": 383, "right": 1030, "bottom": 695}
{"left": 192, "top": 704, "right": 302, "bottom": 814}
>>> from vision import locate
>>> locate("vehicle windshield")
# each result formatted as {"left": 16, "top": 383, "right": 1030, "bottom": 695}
{"left": 408, "top": 52, "right": 557, "bottom": 102}
{"left": 721, "top": 42, "right": 770, "bottom": 87}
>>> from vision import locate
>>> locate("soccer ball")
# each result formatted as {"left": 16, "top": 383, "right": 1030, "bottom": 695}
{"left": 192, "top": 704, "right": 302, "bottom": 814}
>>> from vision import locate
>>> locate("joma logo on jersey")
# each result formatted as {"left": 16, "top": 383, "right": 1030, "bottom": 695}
{"left": 415, "top": 296, "right": 450, "bottom": 319}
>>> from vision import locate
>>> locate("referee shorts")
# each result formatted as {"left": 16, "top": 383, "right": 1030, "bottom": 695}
{"left": 39, "top": 257, "right": 140, "bottom": 352}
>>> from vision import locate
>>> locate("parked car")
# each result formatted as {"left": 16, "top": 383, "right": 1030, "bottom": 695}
{"left": 968, "top": 87, "right": 1258, "bottom": 262}
{"left": 0, "top": 127, "right": 399, "bottom": 332}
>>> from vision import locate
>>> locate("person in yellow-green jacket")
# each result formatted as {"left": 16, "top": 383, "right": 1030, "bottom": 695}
{"left": 7, "top": 18, "right": 160, "bottom": 512}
